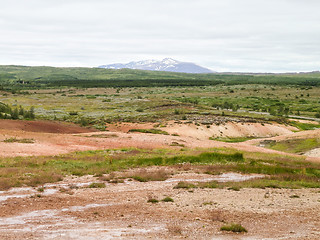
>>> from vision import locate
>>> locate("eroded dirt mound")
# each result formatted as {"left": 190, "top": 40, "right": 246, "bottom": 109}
{"left": 107, "top": 121, "right": 296, "bottom": 140}
{"left": 0, "top": 119, "right": 97, "bottom": 134}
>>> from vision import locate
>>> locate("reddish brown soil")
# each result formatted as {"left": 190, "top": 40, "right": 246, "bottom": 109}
{"left": 0, "top": 119, "right": 97, "bottom": 134}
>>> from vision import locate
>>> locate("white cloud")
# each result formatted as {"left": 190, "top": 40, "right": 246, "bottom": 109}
{"left": 0, "top": 0, "right": 319, "bottom": 72}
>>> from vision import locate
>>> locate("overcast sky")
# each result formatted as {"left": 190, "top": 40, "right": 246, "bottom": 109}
{"left": 0, "top": 0, "right": 319, "bottom": 72}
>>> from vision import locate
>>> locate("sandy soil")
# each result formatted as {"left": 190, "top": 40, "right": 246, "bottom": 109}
{"left": 289, "top": 119, "right": 320, "bottom": 125}
{"left": 0, "top": 168, "right": 319, "bottom": 240}
{"left": 305, "top": 148, "right": 320, "bottom": 158}
{"left": 107, "top": 121, "right": 296, "bottom": 140}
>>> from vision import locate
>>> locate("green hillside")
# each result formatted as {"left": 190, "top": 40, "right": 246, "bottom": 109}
{"left": 0, "top": 65, "right": 320, "bottom": 90}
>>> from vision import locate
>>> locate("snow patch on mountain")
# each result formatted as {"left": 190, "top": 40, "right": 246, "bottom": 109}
{"left": 98, "top": 58, "right": 213, "bottom": 74}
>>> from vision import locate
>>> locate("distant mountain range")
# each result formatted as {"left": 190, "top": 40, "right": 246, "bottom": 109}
{"left": 98, "top": 58, "right": 214, "bottom": 74}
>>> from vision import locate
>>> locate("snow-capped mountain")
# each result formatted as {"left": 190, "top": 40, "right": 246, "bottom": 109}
{"left": 98, "top": 58, "right": 213, "bottom": 73}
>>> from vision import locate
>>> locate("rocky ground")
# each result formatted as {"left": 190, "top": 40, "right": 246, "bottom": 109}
{"left": 0, "top": 169, "right": 319, "bottom": 240}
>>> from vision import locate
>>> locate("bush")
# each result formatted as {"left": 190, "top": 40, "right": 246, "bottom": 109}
{"left": 220, "top": 223, "right": 247, "bottom": 233}
{"left": 162, "top": 196, "right": 174, "bottom": 202}
{"left": 147, "top": 198, "right": 159, "bottom": 203}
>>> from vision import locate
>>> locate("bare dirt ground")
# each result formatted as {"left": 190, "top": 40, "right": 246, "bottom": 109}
{"left": 0, "top": 119, "right": 98, "bottom": 134}
{"left": 106, "top": 121, "right": 296, "bottom": 140}
{"left": 1, "top": 120, "right": 320, "bottom": 239}
{"left": 0, "top": 119, "right": 319, "bottom": 162}
{"left": 0, "top": 167, "right": 319, "bottom": 240}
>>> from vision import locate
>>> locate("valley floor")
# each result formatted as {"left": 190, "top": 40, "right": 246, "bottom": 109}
{"left": 0, "top": 119, "right": 319, "bottom": 239}
{"left": 0, "top": 169, "right": 319, "bottom": 240}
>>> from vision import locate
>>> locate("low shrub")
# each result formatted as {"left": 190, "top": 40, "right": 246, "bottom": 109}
{"left": 220, "top": 223, "right": 247, "bottom": 233}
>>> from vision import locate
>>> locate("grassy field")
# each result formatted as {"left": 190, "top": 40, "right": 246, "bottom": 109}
{"left": 0, "top": 85, "right": 319, "bottom": 130}
{"left": 267, "top": 138, "right": 320, "bottom": 154}
{"left": 0, "top": 147, "right": 319, "bottom": 190}
{"left": 0, "top": 66, "right": 319, "bottom": 191}
{"left": 0, "top": 65, "right": 320, "bottom": 126}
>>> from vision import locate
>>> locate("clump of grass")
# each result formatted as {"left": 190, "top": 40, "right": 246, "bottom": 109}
{"left": 289, "top": 194, "right": 300, "bottom": 198}
{"left": 198, "top": 181, "right": 219, "bottom": 189}
{"left": 268, "top": 138, "right": 320, "bottom": 154}
{"left": 289, "top": 121, "right": 320, "bottom": 131}
{"left": 37, "top": 187, "right": 44, "bottom": 192}
{"left": 173, "top": 181, "right": 197, "bottom": 189}
{"left": 220, "top": 223, "right": 247, "bottom": 233}
{"left": 88, "top": 182, "right": 106, "bottom": 188}
{"left": 130, "top": 169, "right": 170, "bottom": 182}
{"left": 162, "top": 196, "right": 174, "bottom": 202}
{"left": 147, "top": 198, "right": 159, "bottom": 203}
{"left": 170, "top": 142, "right": 185, "bottom": 147}
{"left": 87, "top": 134, "right": 118, "bottom": 138}
{"left": 227, "top": 186, "right": 240, "bottom": 191}
{"left": 129, "top": 128, "right": 169, "bottom": 135}
{"left": 3, "top": 138, "right": 35, "bottom": 143}
{"left": 198, "top": 177, "right": 320, "bottom": 190}
{"left": 109, "top": 179, "right": 124, "bottom": 184}
{"left": 210, "top": 137, "right": 255, "bottom": 143}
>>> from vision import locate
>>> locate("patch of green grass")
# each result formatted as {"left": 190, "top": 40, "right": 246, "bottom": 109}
{"left": 131, "top": 176, "right": 148, "bottom": 182}
{"left": 289, "top": 121, "right": 320, "bottom": 131}
{"left": 147, "top": 198, "right": 159, "bottom": 203}
{"left": 0, "top": 147, "right": 319, "bottom": 190}
{"left": 268, "top": 138, "right": 320, "bottom": 154}
{"left": 128, "top": 128, "right": 169, "bottom": 135}
{"left": 220, "top": 223, "right": 247, "bottom": 233}
{"left": 198, "top": 177, "right": 320, "bottom": 190}
{"left": 227, "top": 186, "right": 240, "bottom": 191}
{"left": 170, "top": 142, "right": 185, "bottom": 147}
{"left": 88, "top": 182, "right": 106, "bottom": 188}
{"left": 130, "top": 169, "right": 170, "bottom": 182}
{"left": 3, "top": 138, "right": 35, "bottom": 143}
{"left": 173, "top": 181, "right": 197, "bottom": 189}
{"left": 161, "top": 196, "right": 174, "bottom": 202}
{"left": 210, "top": 137, "right": 256, "bottom": 143}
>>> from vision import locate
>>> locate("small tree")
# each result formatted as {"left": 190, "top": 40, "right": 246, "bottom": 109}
{"left": 11, "top": 108, "right": 19, "bottom": 119}
{"left": 19, "top": 106, "right": 25, "bottom": 116}
{"left": 29, "top": 107, "right": 35, "bottom": 119}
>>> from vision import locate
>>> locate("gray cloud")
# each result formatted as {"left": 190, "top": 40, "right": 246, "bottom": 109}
{"left": 0, "top": 0, "right": 319, "bottom": 72}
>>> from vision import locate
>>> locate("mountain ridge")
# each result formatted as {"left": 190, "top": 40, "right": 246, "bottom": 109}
{"left": 98, "top": 58, "right": 214, "bottom": 74}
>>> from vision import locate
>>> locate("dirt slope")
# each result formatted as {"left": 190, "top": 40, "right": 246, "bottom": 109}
{"left": 107, "top": 121, "right": 296, "bottom": 140}
{"left": 0, "top": 120, "right": 319, "bottom": 163}
{"left": 0, "top": 119, "right": 97, "bottom": 134}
